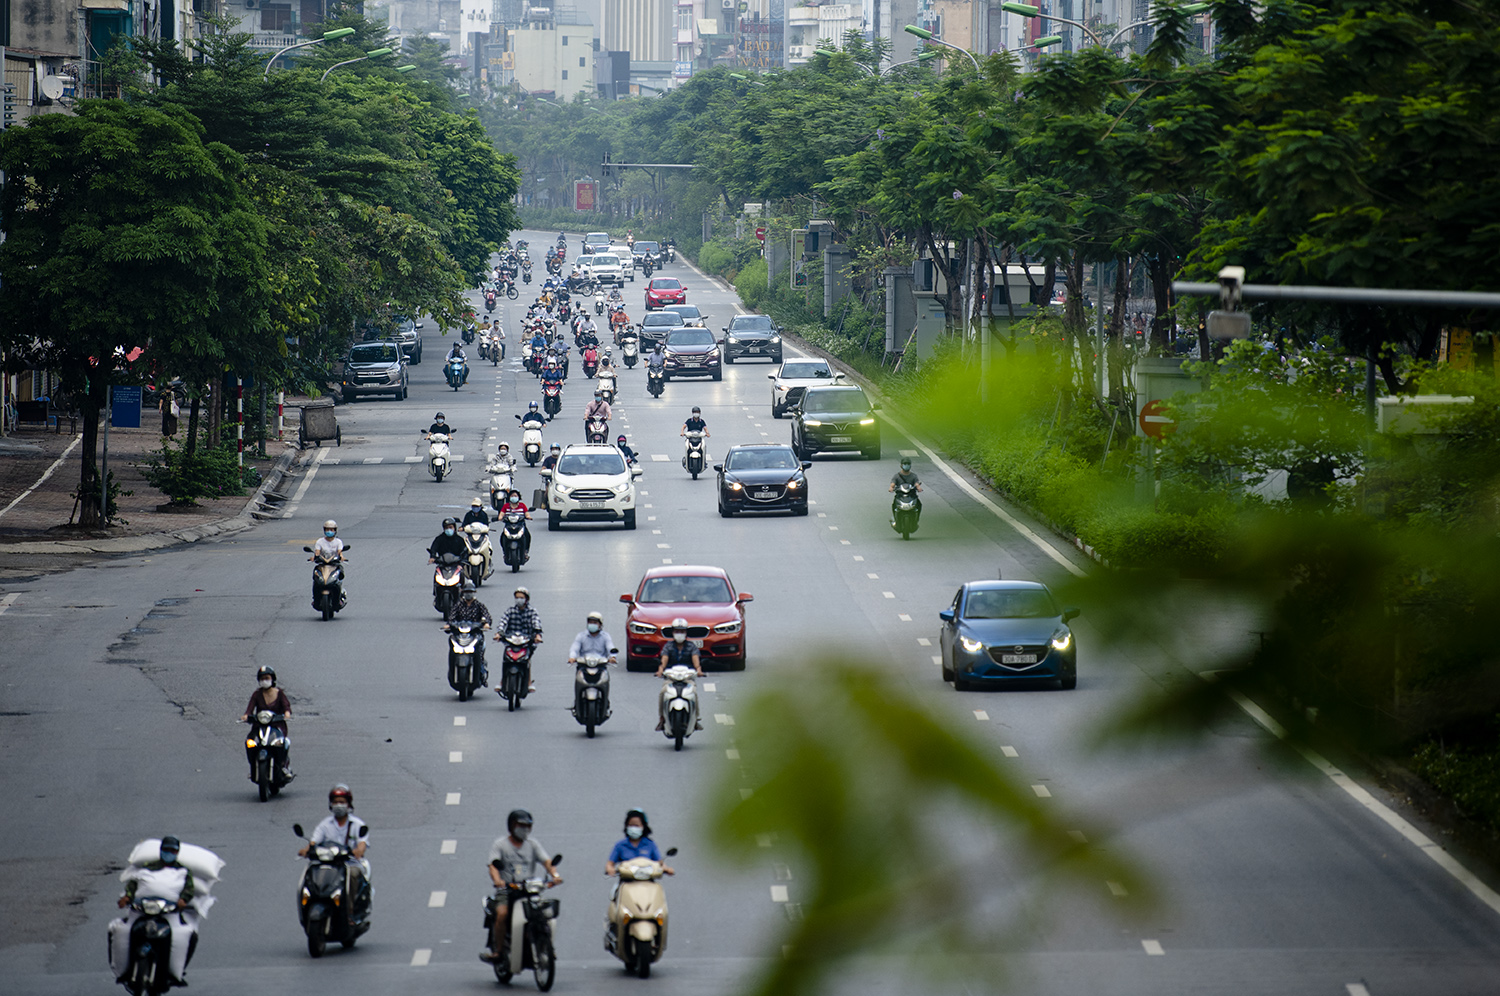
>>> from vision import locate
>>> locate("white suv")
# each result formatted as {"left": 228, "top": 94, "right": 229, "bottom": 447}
{"left": 543, "top": 444, "right": 642, "bottom": 530}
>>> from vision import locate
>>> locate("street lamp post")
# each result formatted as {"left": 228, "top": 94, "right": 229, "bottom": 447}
{"left": 816, "top": 48, "right": 939, "bottom": 76}
{"left": 320, "top": 48, "right": 395, "bottom": 83}
{"left": 902, "top": 25, "right": 982, "bottom": 74}
{"left": 1000, "top": 2, "right": 1210, "bottom": 52}
{"left": 263, "top": 26, "right": 356, "bottom": 79}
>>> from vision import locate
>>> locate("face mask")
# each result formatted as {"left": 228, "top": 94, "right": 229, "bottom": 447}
{"left": 674, "top": 633, "right": 686, "bottom": 644}
{"left": 515, "top": 597, "right": 527, "bottom": 607}
{"left": 625, "top": 826, "right": 644, "bottom": 841}
{"left": 587, "top": 623, "right": 600, "bottom": 634}
{"left": 325, "top": 530, "right": 335, "bottom": 538}
{"left": 160, "top": 852, "right": 179, "bottom": 865}
{"left": 512, "top": 826, "right": 530, "bottom": 842}
{"left": 445, "top": 528, "right": 455, "bottom": 537}
{"left": 331, "top": 804, "right": 350, "bottom": 819}
{"left": 259, "top": 678, "right": 273, "bottom": 689}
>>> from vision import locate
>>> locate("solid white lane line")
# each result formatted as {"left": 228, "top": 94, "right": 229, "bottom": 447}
{"left": 1141, "top": 939, "right": 1164, "bottom": 956}
{"left": 453, "top": 716, "right": 466, "bottom": 726}
{"left": 428, "top": 891, "right": 447, "bottom": 907}
{"left": 411, "top": 949, "right": 432, "bottom": 966}
{"left": 0, "top": 593, "right": 18, "bottom": 616}
{"left": 770, "top": 885, "right": 789, "bottom": 903}
{"left": 0, "top": 436, "right": 82, "bottom": 521}
{"left": 1107, "top": 881, "right": 1128, "bottom": 897}
{"left": 1001, "top": 745, "right": 1019, "bottom": 758}
{"left": 1224, "top": 687, "right": 1500, "bottom": 918}
{"left": 445, "top": 792, "right": 461, "bottom": 805}
{"left": 282, "top": 447, "right": 329, "bottom": 518}
{"left": 973, "top": 710, "right": 989, "bottom": 721}
{"left": 1032, "top": 785, "right": 1052, "bottom": 798}
{"left": 441, "top": 840, "right": 457, "bottom": 854}
{"left": 449, "top": 751, "right": 463, "bottom": 763}
{"left": 725, "top": 748, "right": 740, "bottom": 760}
{"left": 917, "top": 637, "right": 930, "bottom": 646}
{"left": 883, "top": 413, "right": 1087, "bottom": 577}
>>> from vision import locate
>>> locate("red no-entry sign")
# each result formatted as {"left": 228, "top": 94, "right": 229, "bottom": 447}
{"left": 1139, "top": 399, "right": 1175, "bottom": 439}
{"left": 755, "top": 227, "right": 766, "bottom": 242}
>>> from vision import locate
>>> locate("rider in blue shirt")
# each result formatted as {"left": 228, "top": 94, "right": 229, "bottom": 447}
{"left": 605, "top": 809, "right": 674, "bottom": 877}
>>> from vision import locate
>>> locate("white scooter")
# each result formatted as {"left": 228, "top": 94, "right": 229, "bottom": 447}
{"left": 515, "top": 416, "right": 545, "bottom": 466}
{"left": 487, "top": 856, "right": 563, "bottom": 988}
{"left": 660, "top": 664, "right": 699, "bottom": 751}
{"left": 597, "top": 371, "right": 617, "bottom": 406}
{"left": 606, "top": 850, "right": 678, "bottom": 978}
{"left": 682, "top": 431, "right": 707, "bottom": 480}
{"left": 425, "top": 431, "right": 451, "bottom": 482}
{"left": 486, "top": 459, "right": 515, "bottom": 512}
{"left": 463, "top": 522, "right": 494, "bottom": 584}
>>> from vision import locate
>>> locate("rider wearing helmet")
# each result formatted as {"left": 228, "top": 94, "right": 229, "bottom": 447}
{"left": 605, "top": 809, "right": 674, "bottom": 877}
{"left": 446, "top": 579, "right": 494, "bottom": 685}
{"left": 889, "top": 456, "right": 923, "bottom": 493}
{"left": 429, "top": 412, "right": 452, "bottom": 436}
{"left": 615, "top": 434, "right": 638, "bottom": 465}
{"left": 314, "top": 520, "right": 344, "bottom": 560}
{"left": 239, "top": 666, "right": 294, "bottom": 778}
{"left": 520, "top": 401, "right": 547, "bottom": 430}
{"left": 301, "top": 784, "right": 372, "bottom": 923}
{"left": 482, "top": 809, "right": 562, "bottom": 963}
{"left": 495, "top": 586, "right": 543, "bottom": 697}
{"left": 541, "top": 442, "right": 563, "bottom": 473}
{"left": 463, "top": 496, "right": 491, "bottom": 527}
{"left": 568, "top": 611, "right": 616, "bottom": 666}
{"left": 584, "top": 389, "right": 612, "bottom": 440}
{"left": 428, "top": 516, "right": 468, "bottom": 561}
{"left": 681, "top": 406, "right": 708, "bottom": 437}
{"left": 655, "top": 618, "right": 704, "bottom": 731}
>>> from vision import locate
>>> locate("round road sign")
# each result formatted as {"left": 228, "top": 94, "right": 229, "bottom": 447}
{"left": 1138, "top": 399, "right": 1175, "bottom": 439}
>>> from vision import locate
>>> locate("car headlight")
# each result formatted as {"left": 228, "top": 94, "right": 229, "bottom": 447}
{"left": 554, "top": 483, "right": 572, "bottom": 496}
{"left": 707, "top": 349, "right": 719, "bottom": 358}
{"left": 1050, "top": 630, "right": 1072, "bottom": 651}
{"left": 859, "top": 418, "right": 876, "bottom": 425}
{"left": 802, "top": 419, "right": 823, "bottom": 427}
{"left": 728, "top": 480, "right": 743, "bottom": 491}
{"left": 770, "top": 336, "right": 781, "bottom": 343}
{"left": 613, "top": 482, "right": 632, "bottom": 494}
{"left": 786, "top": 478, "right": 801, "bottom": 489}
{"left": 713, "top": 620, "right": 742, "bottom": 634}
{"left": 629, "top": 621, "right": 657, "bottom": 635}
{"left": 959, "top": 636, "right": 984, "bottom": 654}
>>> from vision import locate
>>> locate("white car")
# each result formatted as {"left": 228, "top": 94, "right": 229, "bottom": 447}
{"left": 543, "top": 444, "right": 642, "bottom": 530}
{"left": 768, "top": 358, "right": 845, "bottom": 418}
{"left": 583, "top": 232, "right": 612, "bottom": 255}
{"left": 587, "top": 252, "right": 629, "bottom": 287}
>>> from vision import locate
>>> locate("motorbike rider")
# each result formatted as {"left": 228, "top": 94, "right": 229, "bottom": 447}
{"left": 584, "top": 390, "right": 612, "bottom": 440}
{"left": 889, "top": 457, "right": 924, "bottom": 494}
{"left": 654, "top": 617, "right": 705, "bottom": 732}
{"left": 428, "top": 517, "right": 468, "bottom": 562}
{"left": 540, "top": 361, "right": 565, "bottom": 420}
{"left": 596, "top": 349, "right": 617, "bottom": 381}
{"left": 568, "top": 611, "right": 617, "bottom": 672}
{"left": 310, "top": 519, "right": 346, "bottom": 607}
{"left": 541, "top": 443, "right": 563, "bottom": 473}
{"left": 492, "top": 442, "right": 517, "bottom": 474}
{"left": 446, "top": 580, "right": 494, "bottom": 686}
{"left": 520, "top": 401, "right": 548, "bottom": 432}
{"left": 681, "top": 406, "right": 708, "bottom": 438}
{"left": 646, "top": 343, "right": 667, "bottom": 373}
{"left": 615, "top": 434, "right": 638, "bottom": 466}
{"left": 463, "top": 496, "right": 492, "bottom": 527}
{"left": 482, "top": 810, "right": 562, "bottom": 964}
{"left": 300, "top": 784, "right": 371, "bottom": 924}
{"left": 429, "top": 412, "right": 453, "bottom": 436}
{"left": 495, "top": 585, "right": 544, "bottom": 695}
{"left": 116, "top": 835, "right": 198, "bottom": 985}
{"left": 605, "top": 809, "right": 674, "bottom": 878}
{"left": 238, "top": 665, "right": 294, "bottom": 780}
{"left": 497, "top": 488, "right": 534, "bottom": 562}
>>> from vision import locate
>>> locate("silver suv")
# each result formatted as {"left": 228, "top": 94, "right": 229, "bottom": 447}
{"left": 542, "top": 444, "right": 642, "bottom": 530}
{"left": 393, "top": 315, "right": 425, "bottom": 364}
{"left": 341, "top": 341, "right": 409, "bottom": 402}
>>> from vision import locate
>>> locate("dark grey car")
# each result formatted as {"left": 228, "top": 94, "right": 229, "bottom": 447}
{"left": 723, "top": 314, "right": 783, "bottom": 363}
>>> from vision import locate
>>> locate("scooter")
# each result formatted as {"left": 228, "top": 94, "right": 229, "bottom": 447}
{"left": 594, "top": 291, "right": 605, "bottom": 315}
{"left": 499, "top": 631, "right": 535, "bottom": 711}
{"left": 597, "top": 372, "right": 616, "bottom": 406}
{"left": 462, "top": 325, "right": 477, "bottom": 344}
{"left": 463, "top": 522, "right": 494, "bottom": 585}
{"left": 660, "top": 664, "right": 699, "bottom": 751}
{"left": 582, "top": 346, "right": 599, "bottom": 379}
{"left": 521, "top": 341, "right": 536, "bottom": 373}
{"left": 542, "top": 379, "right": 563, "bottom": 418}
{"left": 516, "top": 417, "right": 544, "bottom": 465}
{"left": 892, "top": 483, "right": 922, "bottom": 540}
{"left": 620, "top": 333, "right": 639, "bottom": 369}
{"left": 606, "top": 850, "right": 677, "bottom": 978}
{"left": 492, "top": 327, "right": 505, "bottom": 363}
{"left": 292, "top": 823, "right": 371, "bottom": 958}
{"left": 647, "top": 367, "right": 665, "bottom": 398}
{"left": 499, "top": 511, "right": 529, "bottom": 572}
{"left": 244, "top": 709, "right": 291, "bottom": 802}
{"left": 304, "top": 544, "right": 350, "bottom": 620}
{"left": 425, "top": 431, "right": 451, "bottom": 482}
{"left": 111, "top": 896, "right": 192, "bottom": 995}
{"left": 486, "top": 855, "right": 563, "bottom": 988}
{"left": 484, "top": 292, "right": 497, "bottom": 313}
{"left": 522, "top": 262, "right": 533, "bottom": 284}
{"left": 444, "top": 618, "right": 487, "bottom": 700}
{"left": 572, "top": 652, "right": 614, "bottom": 738}
{"left": 432, "top": 552, "right": 464, "bottom": 616}
{"left": 586, "top": 417, "right": 610, "bottom": 445}
{"left": 446, "top": 356, "right": 468, "bottom": 391}
{"left": 682, "top": 431, "right": 707, "bottom": 480}
{"left": 487, "top": 461, "right": 515, "bottom": 512}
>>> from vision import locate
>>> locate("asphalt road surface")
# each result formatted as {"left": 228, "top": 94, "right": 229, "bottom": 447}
{"left": 2, "top": 231, "right": 1499, "bottom": 995}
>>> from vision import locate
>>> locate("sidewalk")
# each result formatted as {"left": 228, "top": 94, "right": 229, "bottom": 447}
{"left": 0, "top": 422, "right": 295, "bottom": 557}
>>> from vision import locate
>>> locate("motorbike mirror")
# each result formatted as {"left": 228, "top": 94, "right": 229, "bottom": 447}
{"left": 358, "top": 824, "right": 369, "bottom": 837}
{"left": 610, "top": 647, "right": 620, "bottom": 654}
{"left": 665, "top": 847, "right": 679, "bottom": 857}
{"left": 341, "top": 544, "right": 351, "bottom": 551}
{"left": 619, "top": 593, "right": 634, "bottom": 604}
{"left": 293, "top": 823, "right": 304, "bottom": 837}
{"left": 303, "top": 546, "right": 314, "bottom": 552}
{"left": 551, "top": 853, "right": 563, "bottom": 866}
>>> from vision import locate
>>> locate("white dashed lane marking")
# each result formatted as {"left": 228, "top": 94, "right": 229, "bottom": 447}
{"left": 1107, "top": 881, "right": 1128, "bottom": 897}
{"left": 1032, "top": 785, "right": 1052, "bottom": 798}
{"left": 453, "top": 716, "right": 466, "bottom": 726}
{"left": 1346, "top": 986, "right": 1371, "bottom": 996}
{"left": 882, "top": 591, "right": 895, "bottom": 599}
{"left": 973, "top": 710, "right": 989, "bottom": 721}
{"left": 651, "top": 454, "right": 669, "bottom": 461}
{"left": 1069, "top": 830, "right": 1088, "bottom": 843}
{"left": 715, "top": 714, "right": 735, "bottom": 725}
{"left": 363, "top": 457, "right": 383, "bottom": 464}
{"left": 428, "top": 891, "right": 447, "bottom": 908}
{"left": 405, "top": 456, "right": 421, "bottom": 463}
{"left": 916, "top": 637, "right": 930, "bottom": 646}
{"left": 441, "top": 840, "right": 457, "bottom": 854}
{"left": 1142, "top": 940, "right": 1164, "bottom": 956}
{"left": 702, "top": 683, "right": 716, "bottom": 692}
{"left": 449, "top": 751, "right": 463, "bottom": 763}
{"left": 725, "top": 748, "right": 740, "bottom": 760}
{"left": 770, "top": 885, "right": 789, "bottom": 903}
{"left": 411, "top": 949, "right": 432, "bottom": 966}
{"left": 898, "top": 614, "right": 911, "bottom": 621}
{"left": 445, "top": 792, "right": 461, "bottom": 805}
{"left": 1001, "top": 746, "right": 1019, "bottom": 757}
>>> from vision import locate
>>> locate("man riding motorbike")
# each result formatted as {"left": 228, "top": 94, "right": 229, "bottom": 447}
{"left": 463, "top": 496, "right": 492, "bottom": 527}
{"left": 482, "top": 810, "right": 562, "bottom": 964}
{"left": 446, "top": 580, "right": 494, "bottom": 686}
{"left": 519, "top": 402, "right": 547, "bottom": 432}
{"left": 616, "top": 434, "right": 639, "bottom": 466}
{"left": 497, "top": 488, "right": 534, "bottom": 562}
{"left": 567, "top": 611, "right": 617, "bottom": 669}
{"left": 114, "top": 836, "right": 199, "bottom": 986}
{"left": 654, "top": 618, "right": 705, "bottom": 732}
{"left": 300, "top": 785, "right": 371, "bottom": 925}
{"left": 496, "top": 586, "right": 544, "bottom": 695}
{"left": 681, "top": 406, "right": 708, "bottom": 438}
{"left": 584, "top": 391, "right": 612, "bottom": 441}
{"left": 429, "top": 412, "right": 453, "bottom": 436}
{"left": 428, "top": 517, "right": 468, "bottom": 562}
{"left": 310, "top": 519, "right": 347, "bottom": 609}
{"left": 541, "top": 443, "right": 563, "bottom": 473}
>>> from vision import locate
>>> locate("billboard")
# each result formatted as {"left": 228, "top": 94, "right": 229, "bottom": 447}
{"left": 575, "top": 180, "right": 598, "bottom": 212}
{"left": 674, "top": 60, "right": 693, "bottom": 78}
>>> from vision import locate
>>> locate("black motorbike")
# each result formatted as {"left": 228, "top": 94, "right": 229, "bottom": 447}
{"left": 245, "top": 709, "right": 291, "bottom": 802}
{"left": 499, "top": 511, "right": 529, "bottom": 572}
{"left": 892, "top": 484, "right": 922, "bottom": 540}
{"left": 433, "top": 552, "right": 465, "bottom": 616}
{"left": 445, "top": 619, "right": 487, "bottom": 701}
{"left": 499, "top": 632, "right": 536, "bottom": 712}
{"left": 304, "top": 545, "right": 349, "bottom": 621}
{"left": 647, "top": 367, "right": 665, "bottom": 398}
{"left": 292, "top": 823, "right": 371, "bottom": 957}
{"left": 113, "top": 896, "right": 190, "bottom": 996}
{"left": 572, "top": 652, "right": 614, "bottom": 738}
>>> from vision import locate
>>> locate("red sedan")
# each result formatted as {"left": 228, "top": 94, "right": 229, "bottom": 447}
{"left": 644, "top": 277, "right": 686, "bottom": 311}
{"left": 620, "top": 565, "right": 752, "bottom": 671}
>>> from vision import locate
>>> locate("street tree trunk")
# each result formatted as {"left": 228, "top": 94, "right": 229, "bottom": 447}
{"left": 76, "top": 379, "right": 107, "bottom": 528}
{"left": 1110, "top": 255, "right": 1131, "bottom": 401}
{"left": 1148, "top": 253, "right": 1174, "bottom": 353}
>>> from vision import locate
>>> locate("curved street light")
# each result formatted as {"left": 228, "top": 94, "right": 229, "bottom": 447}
{"left": 729, "top": 72, "right": 768, "bottom": 87}
{"left": 320, "top": 48, "right": 395, "bottom": 83}
{"left": 263, "top": 26, "right": 356, "bottom": 79}
{"left": 902, "top": 25, "right": 982, "bottom": 74}
{"left": 1000, "top": 1, "right": 1210, "bottom": 50}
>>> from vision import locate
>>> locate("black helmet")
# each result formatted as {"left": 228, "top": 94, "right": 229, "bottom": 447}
{"left": 435, "top": 412, "right": 446, "bottom": 421}
{"left": 257, "top": 665, "right": 276, "bottom": 683}
{"left": 691, "top": 406, "right": 701, "bottom": 414}
{"left": 507, "top": 809, "right": 534, "bottom": 832}
{"left": 624, "top": 809, "right": 652, "bottom": 836}
{"left": 900, "top": 457, "right": 912, "bottom": 471}
{"left": 158, "top": 836, "right": 181, "bottom": 862}
{"left": 461, "top": 579, "right": 477, "bottom": 594}
{"left": 442, "top": 517, "right": 457, "bottom": 528}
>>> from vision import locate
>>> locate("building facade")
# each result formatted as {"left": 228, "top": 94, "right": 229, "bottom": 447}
{"left": 507, "top": 8, "right": 593, "bottom": 98}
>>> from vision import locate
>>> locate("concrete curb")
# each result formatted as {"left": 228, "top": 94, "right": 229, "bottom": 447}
{"left": 1, "top": 447, "right": 300, "bottom": 556}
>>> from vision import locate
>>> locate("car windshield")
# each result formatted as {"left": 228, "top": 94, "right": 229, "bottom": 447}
{"left": 668, "top": 306, "right": 702, "bottom": 318}
{"left": 651, "top": 278, "right": 682, "bottom": 290}
{"left": 594, "top": 257, "right": 619, "bottom": 267}
{"left": 557, "top": 452, "right": 626, "bottom": 476}
{"left": 667, "top": 330, "right": 715, "bottom": 346}
{"left": 576, "top": 256, "right": 595, "bottom": 267}
{"left": 636, "top": 242, "right": 660, "bottom": 252}
{"left": 639, "top": 575, "right": 734, "bottom": 604}
{"left": 643, "top": 314, "right": 684, "bottom": 327}
{"left": 964, "top": 588, "right": 1059, "bottom": 620}
{"left": 733, "top": 316, "right": 775, "bottom": 331}
{"left": 726, "top": 448, "right": 799, "bottom": 471}
{"left": 801, "top": 389, "right": 869, "bottom": 414}
{"left": 781, "top": 362, "right": 831, "bottom": 379}
{"left": 587, "top": 233, "right": 608, "bottom": 242}
{"left": 350, "top": 345, "right": 399, "bottom": 363}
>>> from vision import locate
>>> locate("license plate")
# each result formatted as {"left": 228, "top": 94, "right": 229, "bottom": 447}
{"left": 830, "top": 435, "right": 852, "bottom": 443}
{"left": 578, "top": 501, "right": 606, "bottom": 509}
{"left": 755, "top": 490, "right": 776, "bottom": 498}
{"left": 1001, "top": 654, "right": 1038, "bottom": 664}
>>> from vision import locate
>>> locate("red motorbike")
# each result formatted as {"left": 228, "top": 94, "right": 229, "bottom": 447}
{"left": 582, "top": 346, "right": 599, "bottom": 379}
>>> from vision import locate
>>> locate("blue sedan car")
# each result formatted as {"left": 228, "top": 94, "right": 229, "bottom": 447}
{"left": 939, "top": 581, "right": 1079, "bottom": 690}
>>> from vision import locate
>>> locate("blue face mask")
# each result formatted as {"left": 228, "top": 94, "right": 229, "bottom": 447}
{"left": 444, "top": 528, "right": 455, "bottom": 537}
{"left": 325, "top": 530, "right": 336, "bottom": 538}
{"left": 587, "top": 623, "right": 600, "bottom": 634}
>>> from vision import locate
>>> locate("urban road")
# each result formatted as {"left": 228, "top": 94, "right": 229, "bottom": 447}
{"left": 2, "top": 231, "right": 1498, "bottom": 996}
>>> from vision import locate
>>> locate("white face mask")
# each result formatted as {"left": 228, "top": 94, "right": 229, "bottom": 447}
{"left": 515, "top": 597, "right": 527, "bottom": 607}
{"left": 625, "top": 825, "right": 644, "bottom": 841}
{"left": 674, "top": 632, "right": 686, "bottom": 644}
{"left": 587, "top": 623, "right": 600, "bottom": 634}
{"left": 258, "top": 679, "right": 273, "bottom": 689}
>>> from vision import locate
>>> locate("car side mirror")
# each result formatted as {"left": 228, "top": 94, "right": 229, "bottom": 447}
{"left": 539, "top": 469, "right": 552, "bottom": 478}
{"left": 737, "top": 593, "right": 754, "bottom": 603}
{"left": 872, "top": 403, "right": 883, "bottom": 411}
{"left": 712, "top": 464, "right": 723, "bottom": 473}
{"left": 619, "top": 594, "right": 634, "bottom": 604}
{"left": 1062, "top": 607, "right": 1081, "bottom": 622}
{"left": 767, "top": 373, "right": 777, "bottom": 380}
{"left": 800, "top": 461, "right": 812, "bottom": 470}
{"left": 721, "top": 326, "right": 729, "bottom": 333}
{"left": 939, "top": 609, "right": 955, "bottom": 623}
{"left": 631, "top": 466, "right": 643, "bottom": 477}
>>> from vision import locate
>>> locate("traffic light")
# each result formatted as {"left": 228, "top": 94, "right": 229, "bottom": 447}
{"left": 601, "top": 151, "right": 612, "bottom": 179}
{"left": 1, "top": 84, "right": 17, "bottom": 130}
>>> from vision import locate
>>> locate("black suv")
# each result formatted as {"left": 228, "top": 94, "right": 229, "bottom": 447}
{"left": 791, "top": 385, "right": 881, "bottom": 460}
{"left": 632, "top": 241, "right": 663, "bottom": 269}
{"left": 723, "top": 315, "right": 784, "bottom": 363}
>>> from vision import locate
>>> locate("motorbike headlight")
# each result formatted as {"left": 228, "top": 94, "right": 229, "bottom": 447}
{"left": 1051, "top": 630, "right": 1072, "bottom": 652}
{"left": 713, "top": 620, "right": 741, "bottom": 634}
{"left": 959, "top": 636, "right": 984, "bottom": 654}
{"left": 802, "top": 419, "right": 823, "bottom": 427}
{"left": 859, "top": 418, "right": 877, "bottom": 425}
{"left": 629, "top": 621, "right": 657, "bottom": 635}
{"left": 140, "top": 898, "right": 168, "bottom": 915}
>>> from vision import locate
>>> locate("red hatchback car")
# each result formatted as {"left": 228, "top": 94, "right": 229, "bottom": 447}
{"left": 644, "top": 277, "right": 686, "bottom": 311}
{"left": 621, "top": 565, "right": 753, "bottom": 671}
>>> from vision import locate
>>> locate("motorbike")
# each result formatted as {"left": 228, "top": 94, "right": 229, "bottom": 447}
{"left": 445, "top": 356, "right": 468, "bottom": 391}
{"left": 517, "top": 417, "right": 544, "bottom": 466}
{"left": 484, "top": 292, "right": 497, "bottom": 313}
{"left": 499, "top": 631, "right": 535, "bottom": 711}
{"left": 433, "top": 552, "right": 464, "bottom": 616}
{"left": 478, "top": 334, "right": 491, "bottom": 361}
{"left": 444, "top": 618, "right": 487, "bottom": 700}
{"left": 641, "top": 256, "right": 655, "bottom": 278}
{"left": 660, "top": 664, "right": 700, "bottom": 751}
{"left": 647, "top": 366, "right": 665, "bottom": 398}
{"left": 492, "top": 328, "right": 505, "bottom": 363}
{"left": 521, "top": 341, "right": 536, "bottom": 373}
{"left": 586, "top": 416, "right": 609, "bottom": 445}
{"left": 522, "top": 262, "right": 533, "bottom": 284}
{"left": 620, "top": 333, "right": 639, "bottom": 369}
{"left": 606, "top": 849, "right": 677, "bottom": 977}
{"left": 572, "top": 652, "right": 614, "bottom": 737}
{"left": 594, "top": 291, "right": 605, "bottom": 315}
{"left": 292, "top": 823, "right": 371, "bottom": 958}
{"left": 304, "top": 544, "right": 350, "bottom": 620}
{"left": 487, "top": 460, "right": 515, "bottom": 512}
{"left": 486, "top": 855, "right": 563, "bottom": 989}
{"left": 499, "top": 511, "right": 529, "bottom": 572}
{"left": 425, "top": 431, "right": 451, "bottom": 482}
{"left": 505, "top": 280, "right": 520, "bottom": 300}
{"left": 463, "top": 522, "right": 494, "bottom": 585}
{"left": 542, "top": 379, "right": 563, "bottom": 418}
{"left": 892, "top": 483, "right": 922, "bottom": 540}
{"left": 110, "top": 896, "right": 193, "bottom": 995}
{"left": 682, "top": 430, "right": 707, "bottom": 480}
{"left": 597, "top": 372, "right": 616, "bottom": 406}
{"left": 665, "top": 242, "right": 676, "bottom": 263}
{"left": 244, "top": 709, "right": 291, "bottom": 802}
{"left": 582, "top": 346, "right": 599, "bottom": 379}
{"left": 462, "top": 325, "right": 476, "bottom": 344}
